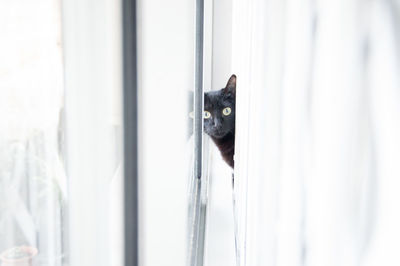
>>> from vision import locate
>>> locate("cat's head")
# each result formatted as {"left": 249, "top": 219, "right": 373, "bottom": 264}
{"left": 203, "top": 75, "right": 236, "bottom": 138}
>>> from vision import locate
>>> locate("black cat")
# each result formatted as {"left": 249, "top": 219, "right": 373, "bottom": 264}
{"left": 189, "top": 75, "right": 236, "bottom": 168}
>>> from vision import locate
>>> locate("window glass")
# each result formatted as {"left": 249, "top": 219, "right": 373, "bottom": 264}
{"left": 0, "top": 1, "right": 66, "bottom": 265}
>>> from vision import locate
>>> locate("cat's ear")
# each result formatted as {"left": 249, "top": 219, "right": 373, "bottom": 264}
{"left": 224, "top": 74, "right": 236, "bottom": 95}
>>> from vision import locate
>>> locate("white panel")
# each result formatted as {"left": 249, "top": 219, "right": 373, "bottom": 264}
{"left": 276, "top": 0, "right": 313, "bottom": 264}
{"left": 136, "top": 0, "right": 193, "bottom": 265}
{"left": 364, "top": 1, "right": 400, "bottom": 265}
{"left": 204, "top": 0, "right": 236, "bottom": 265}
{"left": 232, "top": 0, "right": 400, "bottom": 265}
{"left": 211, "top": 0, "right": 233, "bottom": 89}
{"left": 62, "top": 0, "right": 123, "bottom": 265}
{"left": 232, "top": 0, "right": 286, "bottom": 265}
{"left": 306, "top": 0, "right": 366, "bottom": 265}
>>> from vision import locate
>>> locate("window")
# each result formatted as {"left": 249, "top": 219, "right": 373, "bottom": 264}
{"left": 0, "top": 1, "right": 124, "bottom": 265}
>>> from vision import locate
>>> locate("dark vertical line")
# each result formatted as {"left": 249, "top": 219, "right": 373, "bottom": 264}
{"left": 189, "top": 0, "right": 205, "bottom": 265}
{"left": 194, "top": 0, "right": 204, "bottom": 180}
{"left": 122, "top": 0, "right": 138, "bottom": 265}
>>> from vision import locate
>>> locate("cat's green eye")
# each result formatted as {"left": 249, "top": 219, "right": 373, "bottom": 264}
{"left": 222, "top": 107, "right": 232, "bottom": 116}
{"left": 190, "top": 111, "right": 211, "bottom": 119}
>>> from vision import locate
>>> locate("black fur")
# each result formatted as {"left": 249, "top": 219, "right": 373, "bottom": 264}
{"left": 204, "top": 75, "right": 236, "bottom": 168}
{"left": 188, "top": 75, "right": 236, "bottom": 168}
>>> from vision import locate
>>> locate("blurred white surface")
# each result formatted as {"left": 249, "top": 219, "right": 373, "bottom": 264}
{"left": 233, "top": 0, "right": 400, "bottom": 265}
{"left": 137, "top": 0, "right": 193, "bottom": 265}
{"left": 0, "top": 1, "right": 66, "bottom": 265}
{"left": 62, "top": 0, "right": 124, "bottom": 265}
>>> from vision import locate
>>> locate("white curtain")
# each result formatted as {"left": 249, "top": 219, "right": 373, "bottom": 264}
{"left": 232, "top": 0, "right": 400, "bottom": 265}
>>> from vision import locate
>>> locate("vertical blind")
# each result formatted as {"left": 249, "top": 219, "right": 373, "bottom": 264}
{"left": 232, "top": 0, "right": 400, "bottom": 265}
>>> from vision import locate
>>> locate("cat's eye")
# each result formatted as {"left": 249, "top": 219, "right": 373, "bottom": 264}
{"left": 222, "top": 107, "right": 232, "bottom": 116}
{"left": 189, "top": 111, "right": 211, "bottom": 119}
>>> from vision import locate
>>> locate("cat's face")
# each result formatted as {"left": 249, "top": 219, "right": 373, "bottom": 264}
{"left": 203, "top": 75, "right": 236, "bottom": 139}
{"left": 188, "top": 75, "right": 236, "bottom": 138}
{"left": 203, "top": 88, "right": 235, "bottom": 138}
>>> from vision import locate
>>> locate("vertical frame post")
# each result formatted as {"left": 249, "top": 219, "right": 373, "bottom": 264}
{"left": 194, "top": 0, "right": 204, "bottom": 181}
{"left": 189, "top": 0, "right": 206, "bottom": 265}
{"left": 122, "top": 0, "right": 138, "bottom": 265}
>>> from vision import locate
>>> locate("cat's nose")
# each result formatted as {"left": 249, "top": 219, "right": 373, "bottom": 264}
{"left": 213, "top": 118, "right": 221, "bottom": 127}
